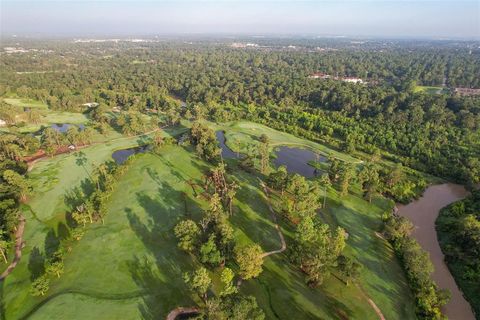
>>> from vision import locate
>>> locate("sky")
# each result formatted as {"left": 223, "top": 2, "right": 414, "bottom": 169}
{"left": 1, "top": 0, "right": 479, "bottom": 39}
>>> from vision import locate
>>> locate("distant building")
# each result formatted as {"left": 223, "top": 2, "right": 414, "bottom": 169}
{"left": 82, "top": 102, "right": 99, "bottom": 108}
{"left": 308, "top": 72, "right": 331, "bottom": 79}
{"left": 0, "top": 119, "right": 6, "bottom": 127}
{"left": 454, "top": 87, "right": 480, "bottom": 96}
{"left": 308, "top": 73, "right": 365, "bottom": 84}
{"left": 343, "top": 77, "right": 364, "bottom": 84}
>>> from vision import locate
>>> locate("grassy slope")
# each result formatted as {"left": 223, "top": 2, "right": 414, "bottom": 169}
{"left": 2, "top": 123, "right": 416, "bottom": 320}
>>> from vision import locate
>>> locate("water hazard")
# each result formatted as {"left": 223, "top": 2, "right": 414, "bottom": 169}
{"left": 273, "top": 146, "right": 326, "bottom": 178}
{"left": 397, "top": 183, "right": 474, "bottom": 320}
{"left": 51, "top": 123, "right": 85, "bottom": 133}
{"left": 215, "top": 131, "right": 241, "bottom": 159}
{"left": 111, "top": 145, "right": 150, "bottom": 165}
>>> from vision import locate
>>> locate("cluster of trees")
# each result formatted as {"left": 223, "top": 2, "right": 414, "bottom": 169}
{"left": 183, "top": 266, "right": 265, "bottom": 319}
{"left": 0, "top": 101, "right": 42, "bottom": 127}
{"left": 291, "top": 216, "right": 350, "bottom": 287}
{"left": 0, "top": 134, "right": 36, "bottom": 266}
{"left": 115, "top": 111, "right": 156, "bottom": 136}
{"left": 189, "top": 122, "right": 221, "bottom": 162}
{"left": 266, "top": 165, "right": 357, "bottom": 287}
{"left": 327, "top": 156, "right": 426, "bottom": 203}
{"left": 41, "top": 126, "right": 95, "bottom": 155}
{"left": 436, "top": 191, "right": 480, "bottom": 316}
{"left": 383, "top": 213, "right": 450, "bottom": 319}
{"left": 174, "top": 162, "right": 265, "bottom": 315}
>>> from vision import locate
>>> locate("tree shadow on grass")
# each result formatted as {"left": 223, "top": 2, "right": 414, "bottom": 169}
{"left": 125, "top": 177, "right": 201, "bottom": 318}
{"left": 44, "top": 229, "right": 60, "bottom": 260}
{"left": 257, "top": 255, "right": 356, "bottom": 320}
{"left": 28, "top": 247, "right": 45, "bottom": 281}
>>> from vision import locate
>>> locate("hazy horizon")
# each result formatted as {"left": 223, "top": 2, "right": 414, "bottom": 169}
{"left": 1, "top": 0, "right": 479, "bottom": 40}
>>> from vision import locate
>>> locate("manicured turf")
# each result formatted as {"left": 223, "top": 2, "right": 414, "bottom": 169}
{"left": 1, "top": 123, "right": 416, "bottom": 319}
{"left": 414, "top": 85, "right": 445, "bottom": 94}
{"left": 3, "top": 98, "right": 49, "bottom": 109}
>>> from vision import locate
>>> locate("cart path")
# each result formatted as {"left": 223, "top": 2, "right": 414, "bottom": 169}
{"left": 0, "top": 214, "right": 26, "bottom": 281}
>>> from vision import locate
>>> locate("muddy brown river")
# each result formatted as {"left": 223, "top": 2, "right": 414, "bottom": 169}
{"left": 397, "top": 183, "right": 475, "bottom": 320}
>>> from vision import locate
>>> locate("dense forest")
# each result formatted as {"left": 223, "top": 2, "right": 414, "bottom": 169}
{"left": 436, "top": 191, "right": 480, "bottom": 316}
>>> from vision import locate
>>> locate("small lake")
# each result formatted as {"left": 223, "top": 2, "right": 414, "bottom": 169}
{"left": 51, "top": 123, "right": 85, "bottom": 133}
{"left": 397, "top": 183, "right": 474, "bottom": 320}
{"left": 111, "top": 145, "right": 150, "bottom": 165}
{"left": 273, "top": 146, "right": 326, "bottom": 178}
{"left": 216, "top": 131, "right": 241, "bottom": 159}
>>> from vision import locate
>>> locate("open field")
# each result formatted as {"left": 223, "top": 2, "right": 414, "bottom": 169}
{"left": 3, "top": 98, "right": 49, "bottom": 109}
{"left": 414, "top": 85, "right": 445, "bottom": 94}
{"left": 1, "top": 123, "right": 416, "bottom": 319}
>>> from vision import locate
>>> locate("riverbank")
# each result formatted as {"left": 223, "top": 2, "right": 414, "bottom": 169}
{"left": 397, "top": 183, "right": 475, "bottom": 320}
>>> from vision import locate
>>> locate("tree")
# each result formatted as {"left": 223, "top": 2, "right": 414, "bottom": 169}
{"left": 46, "top": 260, "right": 64, "bottom": 278}
{"left": 337, "top": 255, "right": 361, "bottom": 286}
{"left": 220, "top": 267, "right": 238, "bottom": 297}
{"left": 200, "top": 234, "right": 223, "bottom": 266}
{"left": 3, "top": 169, "right": 31, "bottom": 201}
{"left": 339, "top": 162, "right": 355, "bottom": 197}
{"left": 234, "top": 244, "right": 264, "bottom": 280}
{"left": 359, "top": 162, "right": 380, "bottom": 202}
{"left": 184, "top": 267, "right": 212, "bottom": 301}
{"left": 0, "top": 230, "right": 10, "bottom": 263}
{"left": 267, "top": 166, "right": 288, "bottom": 194}
{"left": 292, "top": 216, "right": 346, "bottom": 287}
{"left": 30, "top": 275, "right": 50, "bottom": 296}
{"left": 152, "top": 129, "right": 164, "bottom": 152}
{"left": 66, "top": 126, "right": 80, "bottom": 145}
{"left": 257, "top": 140, "right": 270, "bottom": 175}
{"left": 174, "top": 220, "right": 201, "bottom": 253}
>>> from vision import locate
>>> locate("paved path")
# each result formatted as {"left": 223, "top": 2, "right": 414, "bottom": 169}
{"left": 166, "top": 307, "right": 199, "bottom": 320}
{"left": 258, "top": 180, "right": 286, "bottom": 259}
{"left": 356, "top": 283, "right": 386, "bottom": 320}
{"left": 0, "top": 215, "right": 26, "bottom": 281}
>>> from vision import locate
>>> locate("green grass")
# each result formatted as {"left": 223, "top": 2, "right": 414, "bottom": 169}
{"left": 3, "top": 98, "right": 49, "bottom": 109}
{"left": 1, "top": 123, "right": 416, "bottom": 319}
{"left": 413, "top": 85, "right": 445, "bottom": 94}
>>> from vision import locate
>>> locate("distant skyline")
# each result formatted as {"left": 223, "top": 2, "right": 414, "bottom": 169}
{"left": 1, "top": 1, "right": 479, "bottom": 39}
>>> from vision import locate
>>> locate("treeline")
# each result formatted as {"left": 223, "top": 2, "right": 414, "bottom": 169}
{"left": 0, "top": 134, "right": 35, "bottom": 267}
{"left": 383, "top": 212, "right": 450, "bottom": 319}
{"left": 436, "top": 191, "right": 480, "bottom": 316}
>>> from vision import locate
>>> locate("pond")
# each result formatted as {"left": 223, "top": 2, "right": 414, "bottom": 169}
{"left": 215, "top": 131, "right": 241, "bottom": 159}
{"left": 111, "top": 145, "right": 150, "bottom": 165}
{"left": 273, "top": 146, "right": 326, "bottom": 178}
{"left": 51, "top": 123, "right": 85, "bottom": 133}
{"left": 396, "top": 183, "right": 474, "bottom": 320}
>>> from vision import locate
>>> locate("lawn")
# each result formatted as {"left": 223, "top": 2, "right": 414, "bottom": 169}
{"left": 1, "top": 123, "right": 416, "bottom": 319}
{"left": 3, "top": 98, "right": 49, "bottom": 109}
{"left": 414, "top": 85, "right": 445, "bottom": 94}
